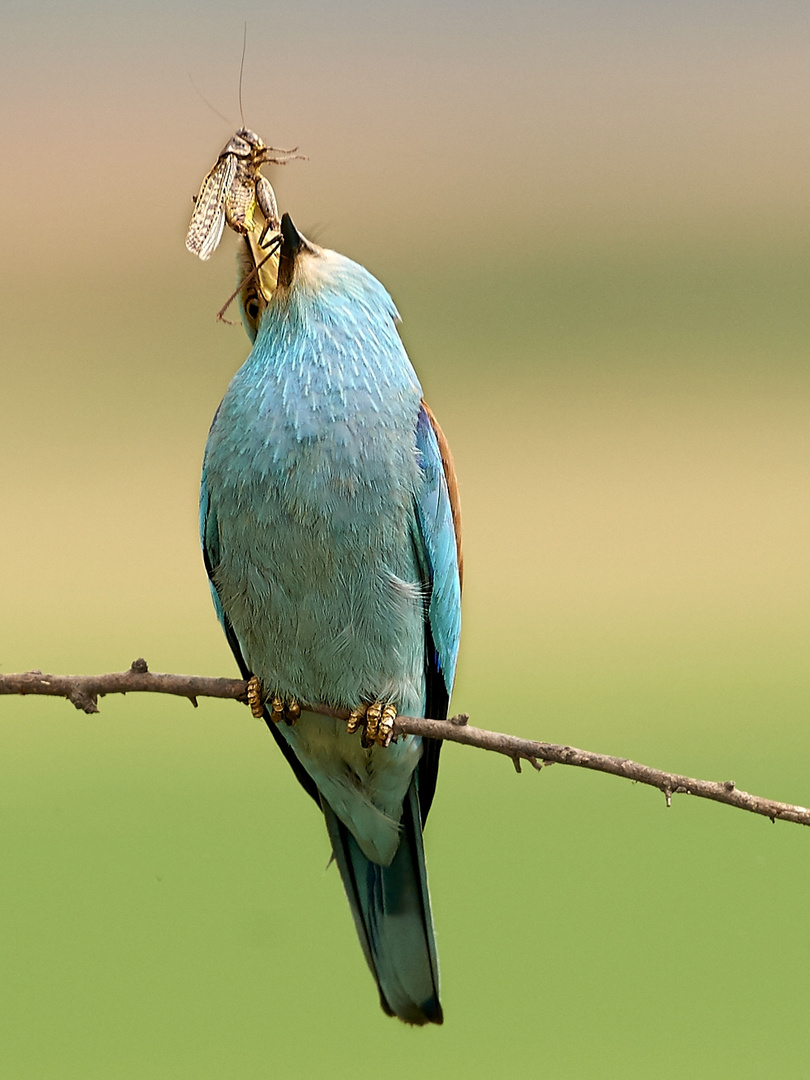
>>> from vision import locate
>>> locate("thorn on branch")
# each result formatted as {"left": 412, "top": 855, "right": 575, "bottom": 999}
{"left": 663, "top": 786, "right": 673, "bottom": 808}
{"left": 527, "top": 756, "right": 543, "bottom": 771}
{"left": 188, "top": 696, "right": 198, "bottom": 708}
{"left": 512, "top": 755, "right": 522, "bottom": 774}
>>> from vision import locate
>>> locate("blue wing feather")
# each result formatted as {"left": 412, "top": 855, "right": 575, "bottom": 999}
{"left": 199, "top": 471, "right": 228, "bottom": 635}
{"left": 414, "top": 403, "right": 462, "bottom": 697}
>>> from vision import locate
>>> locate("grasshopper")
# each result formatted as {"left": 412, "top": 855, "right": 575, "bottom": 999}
{"left": 186, "top": 129, "right": 302, "bottom": 261}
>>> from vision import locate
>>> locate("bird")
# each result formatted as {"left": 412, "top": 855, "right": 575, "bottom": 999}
{"left": 199, "top": 213, "right": 462, "bottom": 1025}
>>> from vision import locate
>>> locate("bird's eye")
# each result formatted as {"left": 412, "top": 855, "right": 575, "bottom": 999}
{"left": 245, "top": 295, "right": 260, "bottom": 321}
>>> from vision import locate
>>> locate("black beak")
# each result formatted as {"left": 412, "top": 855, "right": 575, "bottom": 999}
{"left": 278, "top": 213, "right": 302, "bottom": 288}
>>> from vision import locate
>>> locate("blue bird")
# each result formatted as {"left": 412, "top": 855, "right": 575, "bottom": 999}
{"left": 200, "top": 214, "right": 462, "bottom": 1024}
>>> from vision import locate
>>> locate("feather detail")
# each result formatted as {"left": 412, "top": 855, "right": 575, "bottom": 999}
{"left": 420, "top": 399, "right": 463, "bottom": 590}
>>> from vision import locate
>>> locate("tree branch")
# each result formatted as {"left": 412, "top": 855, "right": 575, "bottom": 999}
{"left": 2, "top": 659, "right": 808, "bottom": 828}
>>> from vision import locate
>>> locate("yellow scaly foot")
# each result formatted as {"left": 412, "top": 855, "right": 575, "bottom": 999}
{"left": 269, "top": 694, "right": 300, "bottom": 725}
{"left": 246, "top": 679, "right": 299, "bottom": 724}
{"left": 247, "top": 676, "right": 264, "bottom": 719}
{"left": 347, "top": 702, "right": 397, "bottom": 748}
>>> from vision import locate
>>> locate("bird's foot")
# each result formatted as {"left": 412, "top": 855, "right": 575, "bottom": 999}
{"left": 246, "top": 676, "right": 264, "bottom": 719}
{"left": 347, "top": 702, "right": 397, "bottom": 748}
{"left": 246, "top": 678, "right": 300, "bottom": 724}
{"left": 269, "top": 694, "right": 301, "bottom": 725}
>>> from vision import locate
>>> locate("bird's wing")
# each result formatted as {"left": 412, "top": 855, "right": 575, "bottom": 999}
{"left": 200, "top": 468, "right": 321, "bottom": 805}
{"left": 412, "top": 401, "right": 463, "bottom": 820}
{"left": 414, "top": 400, "right": 462, "bottom": 692}
{"left": 199, "top": 471, "right": 239, "bottom": 664}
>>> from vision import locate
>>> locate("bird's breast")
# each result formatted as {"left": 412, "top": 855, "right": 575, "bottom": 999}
{"left": 204, "top": 346, "right": 427, "bottom": 716}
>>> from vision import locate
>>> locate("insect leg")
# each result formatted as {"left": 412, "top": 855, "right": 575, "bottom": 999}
{"left": 255, "top": 174, "right": 280, "bottom": 245}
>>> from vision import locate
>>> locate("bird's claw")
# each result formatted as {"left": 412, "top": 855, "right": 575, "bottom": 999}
{"left": 270, "top": 694, "right": 301, "bottom": 725}
{"left": 377, "top": 704, "right": 397, "bottom": 747}
{"left": 246, "top": 676, "right": 264, "bottom": 719}
{"left": 347, "top": 702, "right": 397, "bottom": 748}
{"left": 246, "top": 679, "right": 299, "bottom": 724}
{"left": 347, "top": 706, "right": 366, "bottom": 735}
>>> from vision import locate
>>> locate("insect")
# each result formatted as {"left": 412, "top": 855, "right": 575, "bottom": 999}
{"left": 186, "top": 129, "right": 302, "bottom": 261}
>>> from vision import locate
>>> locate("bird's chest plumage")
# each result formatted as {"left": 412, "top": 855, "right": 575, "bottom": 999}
{"left": 203, "top": 309, "right": 427, "bottom": 716}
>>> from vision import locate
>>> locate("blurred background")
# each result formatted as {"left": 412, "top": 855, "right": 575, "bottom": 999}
{"left": 2, "top": 0, "right": 810, "bottom": 1075}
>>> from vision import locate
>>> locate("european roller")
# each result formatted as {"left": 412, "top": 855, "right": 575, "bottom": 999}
{"left": 200, "top": 213, "right": 462, "bottom": 1024}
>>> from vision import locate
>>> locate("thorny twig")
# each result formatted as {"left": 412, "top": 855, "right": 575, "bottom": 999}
{"left": 2, "top": 661, "right": 808, "bottom": 828}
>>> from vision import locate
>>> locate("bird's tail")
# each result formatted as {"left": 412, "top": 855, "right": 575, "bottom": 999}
{"left": 322, "top": 780, "right": 442, "bottom": 1025}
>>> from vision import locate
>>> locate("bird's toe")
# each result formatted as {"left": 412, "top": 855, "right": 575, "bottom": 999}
{"left": 349, "top": 701, "right": 397, "bottom": 747}
{"left": 246, "top": 676, "right": 265, "bottom": 719}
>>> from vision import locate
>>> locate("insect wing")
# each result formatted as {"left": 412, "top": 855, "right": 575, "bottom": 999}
{"left": 223, "top": 157, "right": 257, "bottom": 234}
{"left": 186, "top": 154, "right": 238, "bottom": 261}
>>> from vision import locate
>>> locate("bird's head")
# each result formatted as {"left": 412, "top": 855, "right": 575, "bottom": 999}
{"left": 237, "top": 213, "right": 398, "bottom": 343}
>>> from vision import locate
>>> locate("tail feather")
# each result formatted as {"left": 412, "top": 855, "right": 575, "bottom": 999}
{"left": 323, "top": 781, "right": 442, "bottom": 1025}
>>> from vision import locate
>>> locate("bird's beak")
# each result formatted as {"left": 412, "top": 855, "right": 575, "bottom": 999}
{"left": 277, "top": 213, "right": 303, "bottom": 288}
{"left": 242, "top": 228, "right": 280, "bottom": 309}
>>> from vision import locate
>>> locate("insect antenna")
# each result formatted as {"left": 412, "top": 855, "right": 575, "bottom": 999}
{"left": 238, "top": 22, "right": 247, "bottom": 130}
{"left": 187, "top": 73, "right": 233, "bottom": 128}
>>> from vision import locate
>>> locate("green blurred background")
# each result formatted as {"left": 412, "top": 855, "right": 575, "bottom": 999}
{"left": 3, "top": 1, "right": 810, "bottom": 1076}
